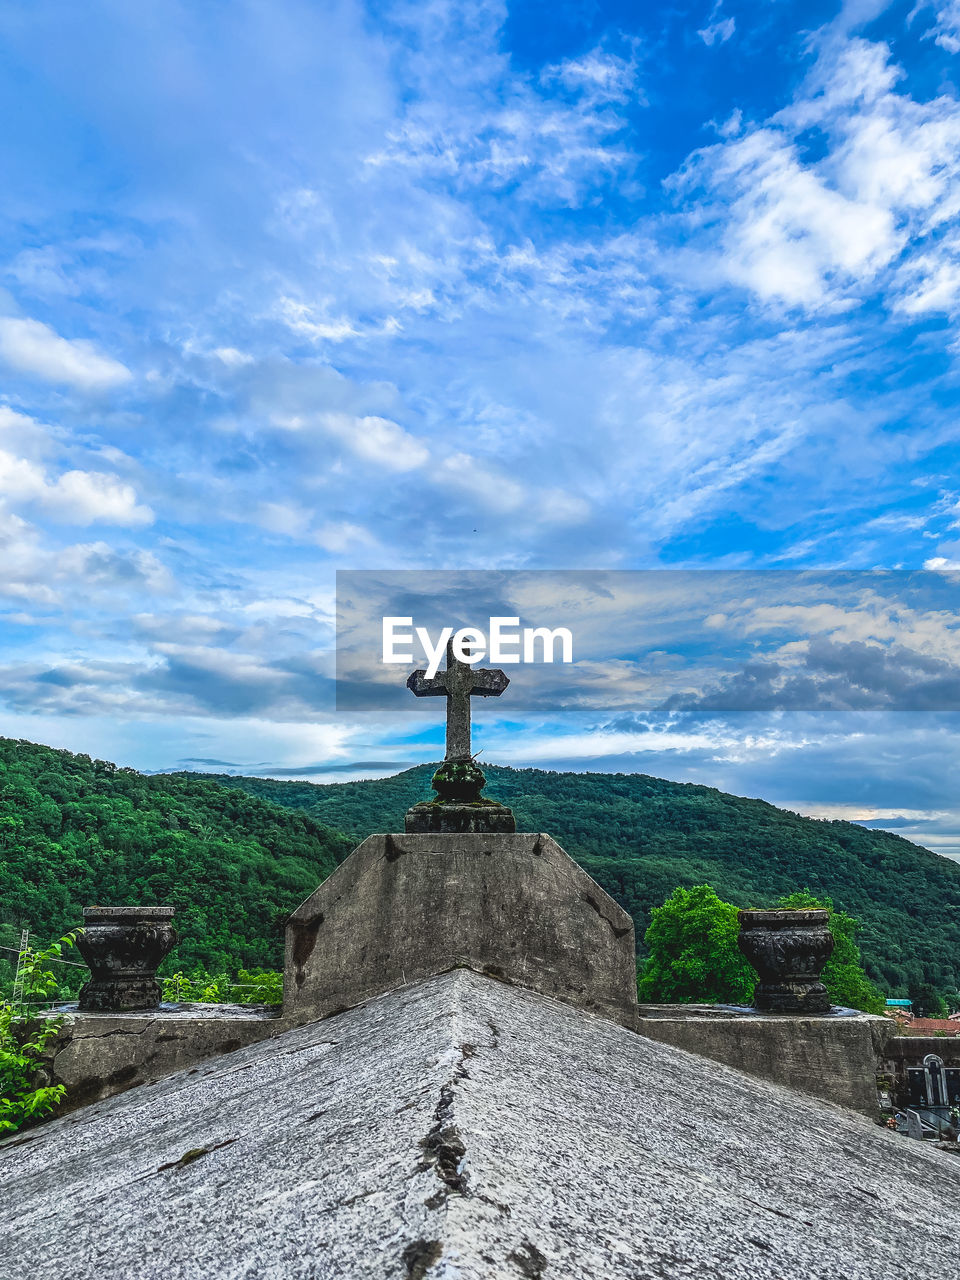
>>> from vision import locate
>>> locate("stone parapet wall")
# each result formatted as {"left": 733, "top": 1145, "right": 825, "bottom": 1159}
{"left": 882, "top": 1035, "right": 960, "bottom": 1065}
{"left": 637, "top": 1006, "right": 892, "bottom": 1114}
{"left": 46, "top": 829, "right": 641, "bottom": 1112}
{"left": 46, "top": 1005, "right": 281, "bottom": 1112}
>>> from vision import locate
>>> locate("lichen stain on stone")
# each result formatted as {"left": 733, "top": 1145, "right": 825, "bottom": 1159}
{"left": 290, "top": 916, "right": 323, "bottom": 988}
{"left": 156, "top": 1137, "right": 236, "bottom": 1173}
{"left": 507, "top": 1240, "right": 548, "bottom": 1277}
{"left": 402, "top": 1239, "right": 442, "bottom": 1279}
{"left": 384, "top": 835, "right": 405, "bottom": 862}
{"left": 482, "top": 964, "right": 514, "bottom": 985}
{"left": 419, "top": 1083, "right": 468, "bottom": 1196}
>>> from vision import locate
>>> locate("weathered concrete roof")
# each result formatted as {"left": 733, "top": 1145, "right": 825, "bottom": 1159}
{"left": 2, "top": 968, "right": 958, "bottom": 1280}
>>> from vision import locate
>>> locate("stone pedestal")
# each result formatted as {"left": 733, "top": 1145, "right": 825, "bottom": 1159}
{"left": 77, "top": 906, "right": 177, "bottom": 1012}
{"left": 738, "top": 908, "right": 834, "bottom": 1015}
{"left": 404, "top": 801, "right": 516, "bottom": 833}
{"left": 284, "top": 832, "right": 639, "bottom": 1029}
{"left": 404, "top": 758, "right": 516, "bottom": 832}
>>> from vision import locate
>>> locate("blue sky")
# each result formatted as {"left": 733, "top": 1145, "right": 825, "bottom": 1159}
{"left": 4, "top": 1, "right": 960, "bottom": 853}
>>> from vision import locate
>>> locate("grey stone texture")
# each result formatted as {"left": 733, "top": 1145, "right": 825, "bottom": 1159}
{"left": 2, "top": 969, "right": 958, "bottom": 1280}
{"left": 637, "top": 1002, "right": 893, "bottom": 1114}
{"left": 45, "top": 1004, "right": 280, "bottom": 1112}
{"left": 283, "top": 831, "right": 639, "bottom": 1029}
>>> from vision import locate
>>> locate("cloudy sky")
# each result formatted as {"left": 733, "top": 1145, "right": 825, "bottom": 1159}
{"left": 3, "top": 0, "right": 960, "bottom": 854}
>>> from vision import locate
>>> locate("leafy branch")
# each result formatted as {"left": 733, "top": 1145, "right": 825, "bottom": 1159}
{"left": 0, "top": 929, "right": 82, "bottom": 1135}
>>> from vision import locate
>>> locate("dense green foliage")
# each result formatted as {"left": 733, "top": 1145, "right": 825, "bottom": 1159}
{"left": 637, "top": 885, "right": 755, "bottom": 1004}
{"left": 0, "top": 738, "right": 351, "bottom": 984}
{"left": 205, "top": 763, "right": 960, "bottom": 995}
{"left": 1, "top": 931, "right": 80, "bottom": 1133}
{"left": 161, "top": 968, "right": 283, "bottom": 1006}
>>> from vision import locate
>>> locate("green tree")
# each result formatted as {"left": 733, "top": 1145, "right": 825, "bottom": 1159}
{"left": 775, "top": 891, "right": 885, "bottom": 1014}
{"left": 637, "top": 884, "right": 755, "bottom": 1004}
{"left": 908, "top": 981, "right": 949, "bottom": 1018}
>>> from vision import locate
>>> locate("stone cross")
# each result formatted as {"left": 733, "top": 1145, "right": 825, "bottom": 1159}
{"left": 407, "top": 638, "right": 509, "bottom": 760}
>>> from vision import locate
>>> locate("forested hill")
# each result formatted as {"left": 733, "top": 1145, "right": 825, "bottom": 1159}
{"left": 0, "top": 738, "right": 351, "bottom": 982}
{"left": 198, "top": 763, "right": 960, "bottom": 995}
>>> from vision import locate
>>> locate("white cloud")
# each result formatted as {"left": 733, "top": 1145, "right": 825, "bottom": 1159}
{"left": 313, "top": 521, "right": 376, "bottom": 552}
{"left": 698, "top": 3, "right": 735, "bottom": 47}
{"left": 256, "top": 501, "right": 311, "bottom": 538}
{"left": 344, "top": 414, "right": 429, "bottom": 470}
{"left": 536, "top": 488, "right": 591, "bottom": 525}
{"left": 277, "top": 297, "right": 359, "bottom": 343}
{"left": 0, "top": 447, "right": 152, "bottom": 526}
{"left": 684, "top": 127, "right": 901, "bottom": 306}
{"left": 47, "top": 471, "right": 153, "bottom": 526}
{"left": 895, "top": 236, "right": 960, "bottom": 314}
{"left": 699, "top": 17, "right": 735, "bottom": 45}
{"left": 435, "top": 452, "right": 527, "bottom": 512}
{"left": 0, "top": 517, "right": 172, "bottom": 605}
{"left": 213, "top": 346, "right": 254, "bottom": 366}
{"left": 929, "top": 0, "right": 960, "bottom": 53}
{"left": 274, "top": 410, "right": 430, "bottom": 472}
{"left": 541, "top": 46, "right": 641, "bottom": 105}
{"left": 6, "top": 246, "right": 80, "bottom": 297}
{"left": 0, "top": 316, "right": 131, "bottom": 390}
{"left": 0, "top": 449, "right": 47, "bottom": 503}
{"left": 676, "top": 35, "right": 960, "bottom": 312}
{"left": 364, "top": 16, "right": 641, "bottom": 209}
{"left": 58, "top": 543, "right": 173, "bottom": 592}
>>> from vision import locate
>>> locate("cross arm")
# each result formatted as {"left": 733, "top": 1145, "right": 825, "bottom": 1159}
{"left": 470, "top": 668, "right": 510, "bottom": 697}
{"left": 406, "top": 670, "right": 448, "bottom": 697}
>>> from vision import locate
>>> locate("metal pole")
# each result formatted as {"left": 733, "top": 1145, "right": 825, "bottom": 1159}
{"left": 10, "top": 928, "right": 30, "bottom": 1009}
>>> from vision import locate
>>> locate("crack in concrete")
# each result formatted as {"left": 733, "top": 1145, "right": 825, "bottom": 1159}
{"left": 63, "top": 1022, "right": 159, "bottom": 1042}
{"left": 418, "top": 1037, "right": 477, "bottom": 1205}
{"left": 419, "top": 1082, "right": 468, "bottom": 1197}
{"left": 156, "top": 1138, "right": 237, "bottom": 1173}
{"left": 742, "top": 1195, "right": 814, "bottom": 1227}
{"left": 581, "top": 892, "right": 631, "bottom": 939}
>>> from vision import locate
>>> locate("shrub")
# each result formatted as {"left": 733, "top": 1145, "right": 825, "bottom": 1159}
{"left": 0, "top": 931, "right": 81, "bottom": 1134}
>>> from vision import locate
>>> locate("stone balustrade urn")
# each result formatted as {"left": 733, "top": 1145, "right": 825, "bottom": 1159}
{"left": 77, "top": 906, "right": 177, "bottom": 1012}
{"left": 737, "top": 908, "right": 835, "bottom": 1015}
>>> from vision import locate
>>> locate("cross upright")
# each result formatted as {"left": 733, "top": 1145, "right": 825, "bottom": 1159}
{"left": 407, "top": 638, "right": 509, "bottom": 760}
